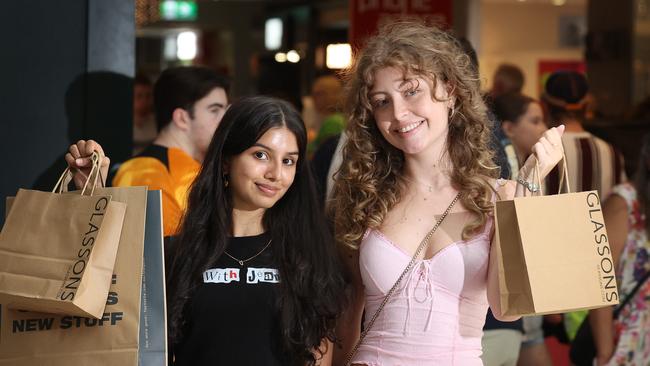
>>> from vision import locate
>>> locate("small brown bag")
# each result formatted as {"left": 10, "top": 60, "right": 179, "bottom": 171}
{"left": 0, "top": 153, "right": 126, "bottom": 318}
{"left": 494, "top": 158, "right": 620, "bottom": 316}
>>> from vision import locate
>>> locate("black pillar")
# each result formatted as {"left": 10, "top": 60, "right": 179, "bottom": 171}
{"left": 0, "top": 0, "right": 135, "bottom": 225}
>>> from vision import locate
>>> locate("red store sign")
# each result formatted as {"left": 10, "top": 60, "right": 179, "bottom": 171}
{"left": 349, "top": 0, "right": 453, "bottom": 49}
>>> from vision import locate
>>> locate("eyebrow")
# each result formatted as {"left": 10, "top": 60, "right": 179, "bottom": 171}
{"left": 368, "top": 77, "right": 417, "bottom": 97}
{"left": 398, "top": 78, "right": 416, "bottom": 88}
{"left": 207, "top": 102, "right": 226, "bottom": 109}
{"left": 253, "top": 143, "right": 299, "bottom": 156}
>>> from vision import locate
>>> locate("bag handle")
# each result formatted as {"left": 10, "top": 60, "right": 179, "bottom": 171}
{"left": 344, "top": 193, "right": 461, "bottom": 365}
{"left": 556, "top": 152, "right": 571, "bottom": 194}
{"left": 52, "top": 151, "right": 104, "bottom": 196}
{"left": 527, "top": 152, "right": 571, "bottom": 197}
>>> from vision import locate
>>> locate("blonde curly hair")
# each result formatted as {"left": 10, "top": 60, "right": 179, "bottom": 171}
{"left": 332, "top": 21, "right": 499, "bottom": 250}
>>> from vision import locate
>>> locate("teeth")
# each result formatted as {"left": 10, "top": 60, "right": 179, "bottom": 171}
{"left": 398, "top": 121, "right": 422, "bottom": 133}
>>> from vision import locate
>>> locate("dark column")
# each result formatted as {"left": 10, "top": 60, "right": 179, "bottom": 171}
{"left": 586, "top": 0, "right": 634, "bottom": 117}
{"left": 0, "top": 0, "right": 134, "bottom": 225}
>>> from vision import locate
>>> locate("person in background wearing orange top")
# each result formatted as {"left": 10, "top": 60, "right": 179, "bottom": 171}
{"left": 113, "top": 66, "right": 229, "bottom": 236}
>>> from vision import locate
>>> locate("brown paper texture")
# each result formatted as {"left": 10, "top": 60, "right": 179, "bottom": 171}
{"left": 0, "top": 186, "right": 148, "bottom": 365}
{"left": 495, "top": 191, "right": 619, "bottom": 316}
{"left": 0, "top": 189, "right": 126, "bottom": 318}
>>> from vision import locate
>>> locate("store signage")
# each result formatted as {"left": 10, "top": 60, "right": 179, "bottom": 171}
{"left": 349, "top": 0, "right": 453, "bottom": 48}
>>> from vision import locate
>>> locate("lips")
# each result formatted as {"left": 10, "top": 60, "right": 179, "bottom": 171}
{"left": 395, "top": 120, "right": 424, "bottom": 135}
{"left": 255, "top": 183, "right": 280, "bottom": 196}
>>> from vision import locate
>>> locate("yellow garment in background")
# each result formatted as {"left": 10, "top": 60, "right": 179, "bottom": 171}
{"left": 113, "top": 146, "right": 199, "bottom": 236}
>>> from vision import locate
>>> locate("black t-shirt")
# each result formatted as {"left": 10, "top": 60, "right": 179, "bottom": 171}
{"left": 173, "top": 233, "right": 284, "bottom": 366}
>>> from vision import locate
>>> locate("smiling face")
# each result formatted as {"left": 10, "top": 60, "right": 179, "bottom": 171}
{"left": 369, "top": 67, "right": 452, "bottom": 157}
{"left": 226, "top": 126, "right": 299, "bottom": 212}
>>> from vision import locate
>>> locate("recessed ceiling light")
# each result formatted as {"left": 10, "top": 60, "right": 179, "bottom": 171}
{"left": 286, "top": 50, "right": 300, "bottom": 63}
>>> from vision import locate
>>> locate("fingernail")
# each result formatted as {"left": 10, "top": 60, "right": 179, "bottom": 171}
{"left": 76, "top": 158, "right": 84, "bottom": 164}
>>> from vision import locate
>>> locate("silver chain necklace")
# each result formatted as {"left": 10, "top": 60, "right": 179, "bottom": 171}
{"left": 224, "top": 239, "right": 273, "bottom": 266}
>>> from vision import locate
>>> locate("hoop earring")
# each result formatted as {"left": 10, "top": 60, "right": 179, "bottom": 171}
{"left": 448, "top": 104, "right": 456, "bottom": 119}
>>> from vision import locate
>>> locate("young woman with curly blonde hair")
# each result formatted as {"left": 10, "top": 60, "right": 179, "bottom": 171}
{"left": 331, "top": 21, "right": 565, "bottom": 365}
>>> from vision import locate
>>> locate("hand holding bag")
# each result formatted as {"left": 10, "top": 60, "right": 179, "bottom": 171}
{"left": 0, "top": 152, "right": 126, "bottom": 318}
{"left": 0, "top": 188, "right": 166, "bottom": 365}
{"left": 495, "top": 157, "right": 620, "bottom": 316}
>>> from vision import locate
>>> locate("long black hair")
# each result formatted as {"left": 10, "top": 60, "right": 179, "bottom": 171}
{"left": 166, "top": 96, "right": 346, "bottom": 365}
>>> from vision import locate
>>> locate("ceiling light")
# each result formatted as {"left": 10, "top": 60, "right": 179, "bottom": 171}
{"left": 274, "top": 52, "right": 287, "bottom": 63}
{"left": 326, "top": 43, "right": 352, "bottom": 69}
{"left": 265, "top": 18, "right": 282, "bottom": 50}
{"left": 286, "top": 50, "right": 300, "bottom": 63}
{"left": 177, "top": 31, "right": 197, "bottom": 60}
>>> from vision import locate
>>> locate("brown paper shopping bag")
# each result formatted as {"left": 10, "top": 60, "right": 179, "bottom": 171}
{"left": 494, "top": 160, "right": 620, "bottom": 316}
{"left": 0, "top": 187, "right": 161, "bottom": 365}
{"left": 0, "top": 153, "right": 127, "bottom": 318}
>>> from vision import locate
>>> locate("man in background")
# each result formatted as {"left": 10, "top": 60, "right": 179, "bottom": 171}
{"left": 113, "top": 66, "right": 230, "bottom": 236}
{"left": 307, "top": 74, "right": 346, "bottom": 155}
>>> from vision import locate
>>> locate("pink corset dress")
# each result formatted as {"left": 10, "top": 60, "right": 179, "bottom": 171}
{"left": 352, "top": 218, "right": 492, "bottom": 366}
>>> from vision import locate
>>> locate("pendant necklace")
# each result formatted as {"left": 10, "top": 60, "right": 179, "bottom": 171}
{"left": 224, "top": 239, "right": 273, "bottom": 266}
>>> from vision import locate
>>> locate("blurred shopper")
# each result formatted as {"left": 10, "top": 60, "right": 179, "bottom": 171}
{"left": 543, "top": 71, "right": 626, "bottom": 199}
{"left": 487, "top": 64, "right": 525, "bottom": 173}
{"left": 494, "top": 93, "right": 547, "bottom": 175}
{"left": 132, "top": 72, "right": 157, "bottom": 155}
{"left": 490, "top": 64, "right": 525, "bottom": 99}
{"left": 311, "top": 134, "right": 341, "bottom": 204}
{"left": 542, "top": 71, "right": 627, "bottom": 343}
{"left": 457, "top": 37, "right": 512, "bottom": 181}
{"left": 493, "top": 92, "right": 553, "bottom": 366}
{"left": 307, "top": 74, "right": 346, "bottom": 155}
{"left": 582, "top": 134, "right": 650, "bottom": 366}
{"left": 114, "top": 66, "right": 230, "bottom": 236}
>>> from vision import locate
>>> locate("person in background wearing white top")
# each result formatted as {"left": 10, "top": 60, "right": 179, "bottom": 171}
{"left": 541, "top": 70, "right": 627, "bottom": 346}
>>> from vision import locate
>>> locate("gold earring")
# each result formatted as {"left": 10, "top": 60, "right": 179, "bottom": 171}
{"left": 223, "top": 174, "right": 229, "bottom": 188}
{"left": 449, "top": 104, "right": 456, "bottom": 119}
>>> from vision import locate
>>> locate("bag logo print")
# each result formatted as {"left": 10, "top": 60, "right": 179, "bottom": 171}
{"left": 587, "top": 192, "right": 619, "bottom": 302}
{"left": 57, "top": 196, "right": 109, "bottom": 301}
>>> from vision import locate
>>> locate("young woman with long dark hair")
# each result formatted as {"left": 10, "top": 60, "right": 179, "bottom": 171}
{"left": 67, "top": 96, "right": 346, "bottom": 366}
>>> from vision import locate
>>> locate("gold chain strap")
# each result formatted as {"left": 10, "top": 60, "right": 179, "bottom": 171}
{"left": 344, "top": 193, "right": 461, "bottom": 366}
